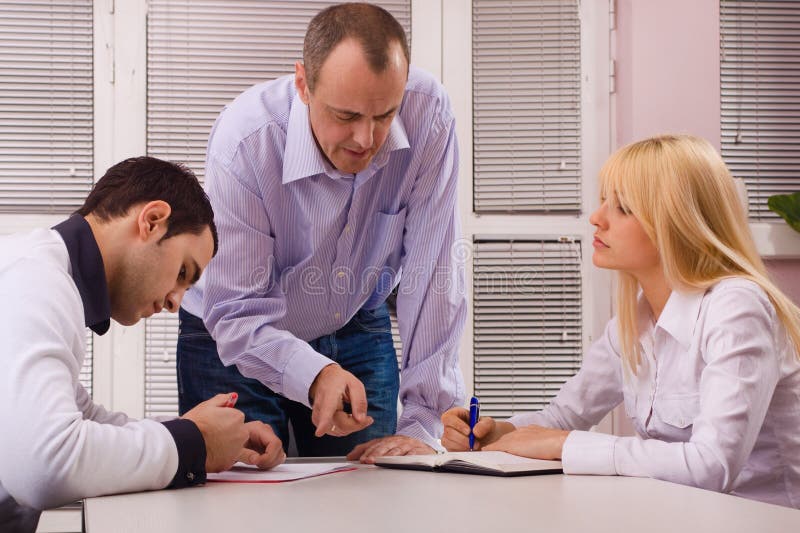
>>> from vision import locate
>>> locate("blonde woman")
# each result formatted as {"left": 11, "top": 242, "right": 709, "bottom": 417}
{"left": 442, "top": 135, "right": 800, "bottom": 508}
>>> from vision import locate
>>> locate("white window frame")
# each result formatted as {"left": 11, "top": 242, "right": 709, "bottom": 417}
{"left": 0, "top": 0, "right": 793, "bottom": 444}
{"left": 89, "top": 0, "right": 148, "bottom": 414}
{"left": 0, "top": 1, "right": 613, "bottom": 422}
{"left": 96, "top": 0, "right": 617, "bottom": 420}
{"left": 100, "top": 0, "right": 797, "bottom": 427}
{"left": 441, "top": 1, "right": 614, "bottom": 429}
{"left": 0, "top": 1, "right": 146, "bottom": 413}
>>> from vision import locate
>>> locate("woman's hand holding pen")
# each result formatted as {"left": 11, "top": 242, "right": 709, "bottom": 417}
{"left": 441, "top": 407, "right": 570, "bottom": 459}
{"left": 483, "top": 424, "right": 570, "bottom": 461}
{"left": 440, "top": 407, "right": 515, "bottom": 451}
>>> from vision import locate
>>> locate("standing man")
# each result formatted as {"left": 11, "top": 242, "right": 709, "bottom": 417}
{"left": 0, "top": 157, "right": 284, "bottom": 533}
{"left": 178, "top": 2, "right": 466, "bottom": 461}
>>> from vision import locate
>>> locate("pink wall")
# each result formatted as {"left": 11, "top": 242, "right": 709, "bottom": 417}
{"left": 766, "top": 259, "right": 800, "bottom": 304}
{"left": 615, "top": 0, "right": 721, "bottom": 149}
{"left": 614, "top": 0, "right": 799, "bottom": 303}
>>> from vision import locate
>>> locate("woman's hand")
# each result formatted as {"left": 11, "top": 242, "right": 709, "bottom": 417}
{"left": 441, "top": 407, "right": 516, "bottom": 451}
{"left": 483, "top": 424, "right": 570, "bottom": 460}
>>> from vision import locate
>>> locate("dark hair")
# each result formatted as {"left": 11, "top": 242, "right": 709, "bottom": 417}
{"left": 76, "top": 156, "right": 218, "bottom": 255}
{"left": 303, "top": 2, "right": 410, "bottom": 92}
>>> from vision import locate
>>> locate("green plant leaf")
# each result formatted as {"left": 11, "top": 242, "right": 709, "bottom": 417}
{"left": 768, "top": 192, "right": 800, "bottom": 234}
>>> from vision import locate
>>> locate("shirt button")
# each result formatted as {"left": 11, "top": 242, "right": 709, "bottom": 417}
{"left": 334, "top": 312, "right": 341, "bottom": 320}
{"left": 186, "top": 472, "right": 195, "bottom": 481}
{"left": 337, "top": 271, "right": 345, "bottom": 278}
{"left": 345, "top": 225, "right": 352, "bottom": 232}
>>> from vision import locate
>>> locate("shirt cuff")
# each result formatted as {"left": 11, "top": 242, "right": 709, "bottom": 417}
{"left": 561, "top": 430, "right": 618, "bottom": 476}
{"left": 396, "top": 405, "right": 444, "bottom": 451}
{"left": 280, "top": 344, "right": 335, "bottom": 408}
{"left": 162, "top": 418, "right": 206, "bottom": 488}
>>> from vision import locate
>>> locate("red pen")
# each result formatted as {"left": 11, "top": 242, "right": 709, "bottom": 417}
{"left": 223, "top": 392, "right": 238, "bottom": 408}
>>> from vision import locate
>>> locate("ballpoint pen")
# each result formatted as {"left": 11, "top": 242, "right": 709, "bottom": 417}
{"left": 468, "top": 396, "right": 480, "bottom": 451}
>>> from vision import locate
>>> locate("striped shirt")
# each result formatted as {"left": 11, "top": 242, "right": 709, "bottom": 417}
{"left": 182, "top": 67, "right": 467, "bottom": 446}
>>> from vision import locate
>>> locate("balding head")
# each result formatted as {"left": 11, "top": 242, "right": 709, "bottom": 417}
{"left": 302, "top": 2, "right": 409, "bottom": 93}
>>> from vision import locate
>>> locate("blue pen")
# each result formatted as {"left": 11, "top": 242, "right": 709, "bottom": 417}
{"left": 468, "top": 396, "right": 480, "bottom": 451}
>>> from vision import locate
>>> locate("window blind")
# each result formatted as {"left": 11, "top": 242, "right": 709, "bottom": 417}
{"left": 0, "top": 0, "right": 93, "bottom": 213}
{"left": 473, "top": 239, "right": 582, "bottom": 418}
{"left": 391, "top": 314, "right": 402, "bottom": 370}
{"left": 472, "top": 0, "right": 581, "bottom": 213}
{"left": 145, "top": 0, "right": 411, "bottom": 417}
{"left": 144, "top": 312, "right": 179, "bottom": 418}
{"left": 79, "top": 329, "right": 92, "bottom": 397}
{"left": 146, "top": 0, "right": 410, "bottom": 182}
{"left": 720, "top": 0, "right": 800, "bottom": 220}
{"left": 386, "top": 294, "right": 403, "bottom": 369}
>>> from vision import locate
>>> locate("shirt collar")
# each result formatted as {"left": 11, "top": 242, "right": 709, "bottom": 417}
{"left": 281, "top": 93, "right": 411, "bottom": 185}
{"left": 651, "top": 287, "right": 706, "bottom": 349}
{"left": 53, "top": 215, "right": 112, "bottom": 335}
{"left": 282, "top": 96, "right": 328, "bottom": 184}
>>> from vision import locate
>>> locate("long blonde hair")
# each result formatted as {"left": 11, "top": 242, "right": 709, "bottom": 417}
{"left": 599, "top": 134, "right": 800, "bottom": 373}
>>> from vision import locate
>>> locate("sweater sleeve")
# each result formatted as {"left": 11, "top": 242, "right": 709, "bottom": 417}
{"left": 0, "top": 260, "right": 191, "bottom": 510}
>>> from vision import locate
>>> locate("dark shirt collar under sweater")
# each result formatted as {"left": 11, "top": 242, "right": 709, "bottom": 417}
{"left": 53, "top": 215, "right": 111, "bottom": 335}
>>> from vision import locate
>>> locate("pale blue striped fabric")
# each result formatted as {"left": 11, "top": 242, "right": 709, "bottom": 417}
{"left": 182, "top": 67, "right": 467, "bottom": 445}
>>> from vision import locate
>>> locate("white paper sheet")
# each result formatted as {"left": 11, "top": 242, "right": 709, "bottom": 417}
{"left": 207, "top": 462, "right": 355, "bottom": 483}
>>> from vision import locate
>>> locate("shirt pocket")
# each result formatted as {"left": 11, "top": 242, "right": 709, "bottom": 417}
{"left": 366, "top": 207, "right": 407, "bottom": 273}
{"left": 653, "top": 393, "right": 701, "bottom": 431}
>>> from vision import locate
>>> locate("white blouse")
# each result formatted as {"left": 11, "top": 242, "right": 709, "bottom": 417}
{"left": 508, "top": 277, "right": 800, "bottom": 508}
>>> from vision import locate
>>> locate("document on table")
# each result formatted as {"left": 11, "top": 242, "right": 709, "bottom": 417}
{"left": 207, "top": 462, "right": 356, "bottom": 483}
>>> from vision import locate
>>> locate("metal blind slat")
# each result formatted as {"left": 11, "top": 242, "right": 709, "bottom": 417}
{"left": 0, "top": 1, "right": 93, "bottom": 214}
{"left": 144, "top": 313, "right": 180, "bottom": 418}
{"left": 79, "top": 329, "right": 93, "bottom": 397}
{"left": 146, "top": 0, "right": 410, "bottom": 183}
{"left": 388, "top": 298, "right": 403, "bottom": 370}
{"left": 720, "top": 0, "right": 800, "bottom": 220}
{"left": 472, "top": 0, "right": 581, "bottom": 214}
{"left": 144, "top": 1, "right": 411, "bottom": 414}
{"left": 473, "top": 239, "right": 582, "bottom": 418}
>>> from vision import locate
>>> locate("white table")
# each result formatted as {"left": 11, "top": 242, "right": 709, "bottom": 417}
{"left": 84, "top": 460, "right": 800, "bottom": 533}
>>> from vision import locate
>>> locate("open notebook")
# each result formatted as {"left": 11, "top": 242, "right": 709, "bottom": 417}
{"left": 374, "top": 451, "right": 562, "bottom": 477}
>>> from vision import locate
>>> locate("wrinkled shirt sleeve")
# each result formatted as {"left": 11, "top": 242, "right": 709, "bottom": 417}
{"left": 394, "top": 105, "right": 467, "bottom": 448}
{"left": 201, "top": 154, "right": 333, "bottom": 407}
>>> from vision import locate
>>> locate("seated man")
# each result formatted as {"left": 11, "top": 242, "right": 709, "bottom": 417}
{"left": 0, "top": 156, "right": 284, "bottom": 533}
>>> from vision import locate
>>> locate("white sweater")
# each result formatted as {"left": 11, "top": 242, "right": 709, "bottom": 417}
{"left": 0, "top": 228, "right": 180, "bottom": 521}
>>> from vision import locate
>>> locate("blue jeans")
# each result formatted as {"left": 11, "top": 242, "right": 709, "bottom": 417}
{"left": 176, "top": 304, "right": 400, "bottom": 456}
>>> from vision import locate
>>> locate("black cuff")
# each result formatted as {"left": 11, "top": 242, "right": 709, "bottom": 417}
{"left": 162, "top": 418, "right": 207, "bottom": 488}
